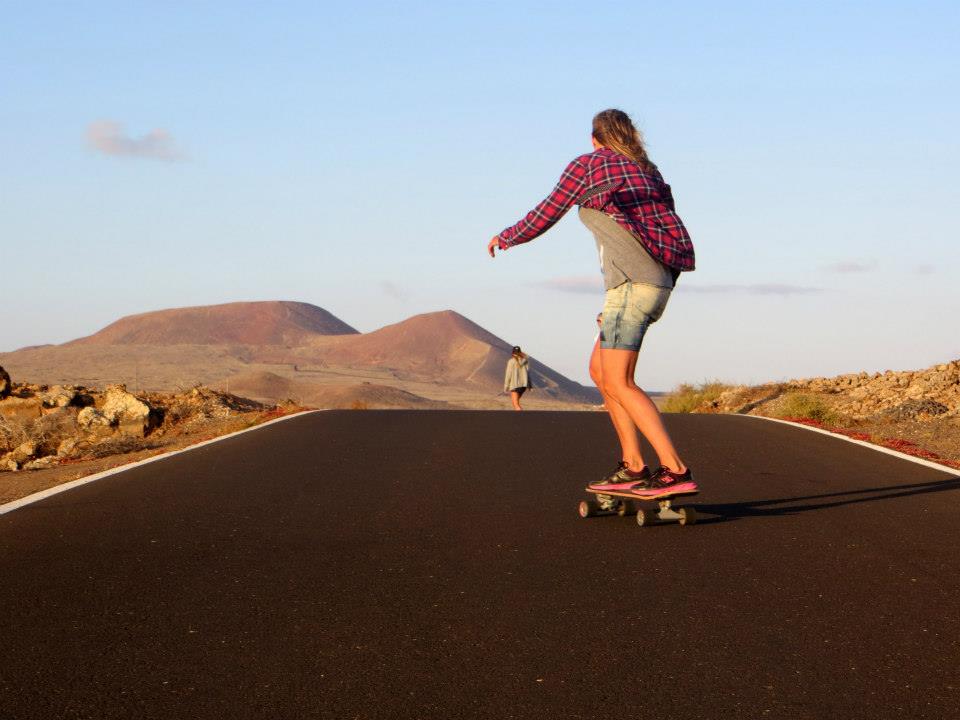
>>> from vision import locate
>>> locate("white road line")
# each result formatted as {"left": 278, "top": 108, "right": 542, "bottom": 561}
{"left": 743, "top": 414, "right": 959, "bottom": 476}
{"left": 0, "top": 410, "right": 320, "bottom": 516}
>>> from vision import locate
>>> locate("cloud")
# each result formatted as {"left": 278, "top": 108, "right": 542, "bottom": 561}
{"left": 821, "top": 260, "right": 877, "bottom": 273}
{"left": 380, "top": 280, "right": 406, "bottom": 301}
{"left": 537, "top": 276, "right": 603, "bottom": 294}
{"left": 86, "top": 120, "right": 182, "bottom": 160}
{"left": 538, "top": 277, "right": 822, "bottom": 297}
{"left": 678, "top": 284, "right": 824, "bottom": 296}
{"left": 915, "top": 264, "right": 935, "bottom": 275}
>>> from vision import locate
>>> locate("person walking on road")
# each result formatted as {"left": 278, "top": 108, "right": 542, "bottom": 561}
{"left": 504, "top": 346, "right": 533, "bottom": 411}
{"left": 487, "top": 109, "right": 698, "bottom": 500}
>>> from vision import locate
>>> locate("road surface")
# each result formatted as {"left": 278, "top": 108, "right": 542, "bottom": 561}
{"left": 1, "top": 411, "right": 958, "bottom": 719}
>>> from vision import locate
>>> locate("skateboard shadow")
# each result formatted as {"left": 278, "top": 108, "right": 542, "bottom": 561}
{"left": 691, "top": 475, "right": 960, "bottom": 525}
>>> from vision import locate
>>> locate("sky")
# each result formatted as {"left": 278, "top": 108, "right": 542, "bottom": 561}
{"left": 2, "top": 1, "right": 958, "bottom": 388}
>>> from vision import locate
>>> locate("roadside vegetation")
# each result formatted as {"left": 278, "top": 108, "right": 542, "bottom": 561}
{"left": 772, "top": 392, "right": 837, "bottom": 425}
{"left": 661, "top": 381, "right": 732, "bottom": 413}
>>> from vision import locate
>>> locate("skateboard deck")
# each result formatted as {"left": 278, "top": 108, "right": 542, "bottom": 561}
{"left": 579, "top": 487, "right": 698, "bottom": 527}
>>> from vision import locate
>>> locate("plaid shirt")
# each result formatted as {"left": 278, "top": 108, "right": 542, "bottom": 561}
{"left": 498, "top": 147, "right": 695, "bottom": 271}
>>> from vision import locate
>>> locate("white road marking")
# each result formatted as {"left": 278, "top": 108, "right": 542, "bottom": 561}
{"left": 744, "top": 414, "right": 959, "bottom": 476}
{"left": 0, "top": 410, "right": 320, "bottom": 516}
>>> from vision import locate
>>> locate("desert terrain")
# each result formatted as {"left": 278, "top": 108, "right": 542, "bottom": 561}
{"left": 665, "top": 360, "right": 960, "bottom": 468}
{"left": 1, "top": 301, "right": 600, "bottom": 410}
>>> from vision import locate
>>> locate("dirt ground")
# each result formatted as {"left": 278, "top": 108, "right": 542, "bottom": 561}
{"left": 817, "top": 415, "right": 960, "bottom": 469}
{"left": 0, "top": 409, "right": 305, "bottom": 506}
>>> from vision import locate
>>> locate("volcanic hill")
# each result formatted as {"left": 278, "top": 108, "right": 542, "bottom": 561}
{"left": 69, "top": 300, "right": 358, "bottom": 346}
{"left": 1, "top": 301, "right": 598, "bottom": 409}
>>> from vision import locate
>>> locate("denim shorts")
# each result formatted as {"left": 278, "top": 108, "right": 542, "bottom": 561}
{"left": 599, "top": 282, "right": 672, "bottom": 351}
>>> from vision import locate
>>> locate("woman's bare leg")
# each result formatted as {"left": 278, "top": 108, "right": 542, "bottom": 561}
{"left": 510, "top": 390, "right": 523, "bottom": 411}
{"left": 599, "top": 347, "right": 685, "bottom": 472}
{"left": 589, "top": 339, "right": 645, "bottom": 470}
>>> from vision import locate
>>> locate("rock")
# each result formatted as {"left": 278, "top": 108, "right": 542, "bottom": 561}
{"left": 0, "top": 366, "right": 10, "bottom": 399}
{"left": 77, "top": 407, "right": 111, "bottom": 429}
{"left": 11, "top": 441, "right": 37, "bottom": 464}
{"left": 1, "top": 457, "right": 18, "bottom": 472}
{"left": 24, "top": 456, "right": 56, "bottom": 470}
{"left": 101, "top": 385, "right": 153, "bottom": 436}
{"left": 57, "top": 437, "right": 80, "bottom": 457}
{"left": 41, "top": 385, "right": 76, "bottom": 408}
{"left": 883, "top": 399, "right": 949, "bottom": 421}
{"left": 0, "top": 396, "right": 43, "bottom": 421}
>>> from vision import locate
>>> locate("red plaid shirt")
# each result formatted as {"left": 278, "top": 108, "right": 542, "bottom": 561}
{"left": 498, "top": 147, "right": 695, "bottom": 271}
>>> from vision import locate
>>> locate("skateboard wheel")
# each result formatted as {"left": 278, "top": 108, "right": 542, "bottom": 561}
{"left": 636, "top": 509, "right": 656, "bottom": 527}
{"left": 578, "top": 500, "right": 599, "bottom": 518}
{"left": 678, "top": 507, "right": 697, "bottom": 526}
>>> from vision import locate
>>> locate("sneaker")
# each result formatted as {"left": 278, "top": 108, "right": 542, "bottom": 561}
{"left": 589, "top": 463, "right": 652, "bottom": 492}
{"left": 630, "top": 467, "right": 698, "bottom": 500}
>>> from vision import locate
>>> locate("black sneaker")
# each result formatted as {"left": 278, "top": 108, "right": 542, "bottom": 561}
{"left": 589, "top": 463, "right": 651, "bottom": 492}
{"left": 631, "top": 467, "right": 698, "bottom": 500}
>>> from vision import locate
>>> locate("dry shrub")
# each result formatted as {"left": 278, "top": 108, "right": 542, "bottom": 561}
{"left": 661, "top": 382, "right": 732, "bottom": 413}
{"left": 163, "top": 399, "right": 193, "bottom": 426}
{"left": 0, "top": 411, "right": 77, "bottom": 454}
{"left": 775, "top": 393, "right": 837, "bottom": 425}
{"left": 0, "top": 416, "right": 30, "bottom": 452}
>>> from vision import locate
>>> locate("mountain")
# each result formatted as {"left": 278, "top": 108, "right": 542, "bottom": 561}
{"left": 68, "top": 301, "right": 357, "bottom": 346}
{"left": 311, "top": 310, "right": 590, "bottom": 399}
{"left": 0, "top": 303, "right": 599, "bottom": 408}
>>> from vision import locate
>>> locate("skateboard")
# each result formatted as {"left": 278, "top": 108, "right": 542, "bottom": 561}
{"left": 578, "top": 487, "right": 697, "bottom": 527}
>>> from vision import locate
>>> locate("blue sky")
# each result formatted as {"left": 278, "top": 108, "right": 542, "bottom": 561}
{"left": 3, "top": 1, "right": 958, "bottom": 388}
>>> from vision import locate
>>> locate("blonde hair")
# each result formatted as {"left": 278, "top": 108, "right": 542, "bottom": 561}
{"left": 592, "top": 109, "right": 653, "bottom": 171}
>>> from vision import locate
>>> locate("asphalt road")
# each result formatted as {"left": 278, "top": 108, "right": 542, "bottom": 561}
{"left": 1, "top": 410, "right": 959, "bottom": 720}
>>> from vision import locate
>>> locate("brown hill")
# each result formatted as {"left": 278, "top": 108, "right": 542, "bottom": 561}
{"left": 69, "top": 301, "right": 357, "bottom": 346}
{"left": 1, "top": 304, "right": 599, "bottom": 408}
{"left": 311, "top": 310, "right": 593, "bottom": 401}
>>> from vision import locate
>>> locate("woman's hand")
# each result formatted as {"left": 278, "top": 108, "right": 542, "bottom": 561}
{"left": 487, "top": 236, "right": 501, "bottom": 258}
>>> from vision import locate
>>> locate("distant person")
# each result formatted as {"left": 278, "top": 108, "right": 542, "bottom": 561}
{"left": 503, "top": 346, "right": 533, "bottom": 411}
{"left": 487, "top": 108, "right": 698, "bottom": 500}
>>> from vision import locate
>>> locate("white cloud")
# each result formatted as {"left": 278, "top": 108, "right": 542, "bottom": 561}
{"left": 821, "top": 260, "right": 877, "bottom": 273}
{"left": 380, "top": 280, "right": 406, "bottom": 300}
{"left": 537, "top": 276, "right": 603, "bottom": 294}
{"left": 539, "top": 277, "right": 823, "bottom": 296}
{"left": 679, "top": 284, "right": 823, "bottom": 296}
{"left": 86, "top": 120, "right": 182, "bottom": 161}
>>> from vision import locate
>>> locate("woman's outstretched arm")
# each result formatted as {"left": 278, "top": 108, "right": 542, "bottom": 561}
{"left": 496, "top": 156, "right": 588, "bottom": 250}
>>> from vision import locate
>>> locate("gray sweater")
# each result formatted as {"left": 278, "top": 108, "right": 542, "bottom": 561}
{"left": 578, "top": 207, "right": 676, "bottom": 290}
{"left": 504, "top": 355, "right": 533, "bottom": 392}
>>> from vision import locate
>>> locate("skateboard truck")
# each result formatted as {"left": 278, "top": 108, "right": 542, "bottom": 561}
{"left": 578, "top": 493, "right": 697, "bottom": 527}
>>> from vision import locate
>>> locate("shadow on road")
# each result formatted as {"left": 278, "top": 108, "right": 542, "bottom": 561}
{"left": 693, "top": 476, "right": 960, "bottom": 524}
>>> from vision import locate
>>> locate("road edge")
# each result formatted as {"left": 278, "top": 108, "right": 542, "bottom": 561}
{"left": 0, "top": 410, "right": 321, "bottom": 516}
{"left": 743, "top": 414, "right": 959, "bottom": 475}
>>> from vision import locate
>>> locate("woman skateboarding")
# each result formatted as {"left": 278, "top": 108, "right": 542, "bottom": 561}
{"left": 487, "top": 109, "right": 697, "bottom": 500}
{"left": 504, "top": 345, "right": 533, "bottom": 411}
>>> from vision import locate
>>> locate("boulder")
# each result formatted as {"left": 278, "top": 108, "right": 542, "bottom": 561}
{"left": 101, "top": 385, "right": 153, "bottom": 436}
{"left": 0, "top": 366, "right": 9, "bottom": 399}
{"left": 77, "top": 407, "right": 111, "bottom": 430}
{"left": 11, "top": 441, "right": 37, "bottom": 464}
{"left": 24, "top": 456, "right": 56, "bottom": 471}
{"left": 41, "top": 386, "right": 76, "bottom": 408}
{"left": 1, "top": 457, "right": 18, "bottom": 472}
{"left": 57, "top": 437, "right": 80, "bottom": 458}
{"left": 0, "top": 396, "right": 43, "bottom": 421}
{"left": 883, "top": 399, "right": 949, "bottom": 422}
